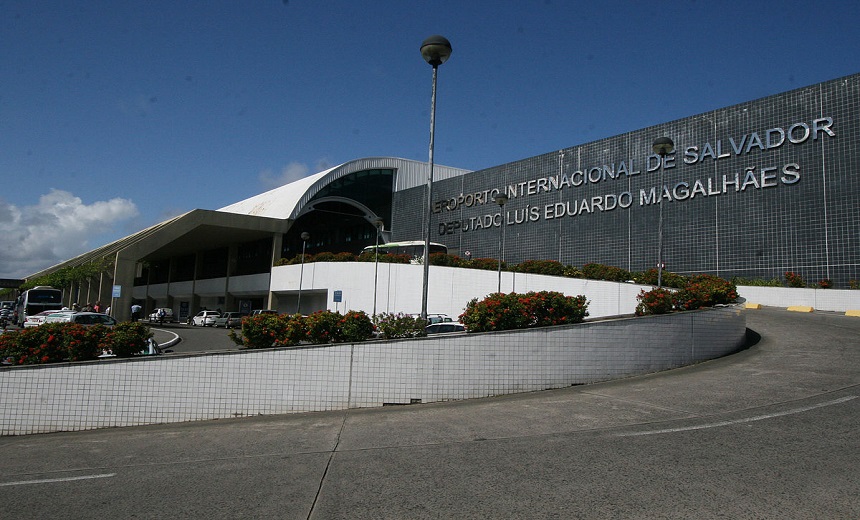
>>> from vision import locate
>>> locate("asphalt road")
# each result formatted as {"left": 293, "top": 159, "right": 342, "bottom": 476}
{"left": 1, "top": 308, "right": 858, "bottom": 519}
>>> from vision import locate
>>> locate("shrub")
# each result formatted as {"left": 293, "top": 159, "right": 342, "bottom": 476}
{"left": 234, "top": 313, "right": 305, "bottom": 349}
{"left": 429, "top": 253, "right": 462, "bottom": 267}
{"left": 730, "top": 276, "right": 782, "bottom": 287}
{"left": 374, "top": 313, "right": 427, "bottom": 339}
{"left": 465, "top": 257, "right": 501, "bottom": 271}
{"left": 356, "top": 252, "right": 412, "bottom": 264}
{"left": 304, "top": 311, "right": 342, "bottom": 344}
{"left": 312, "top": 252, "right": 338, "bottom": 263}
{"left": 784, "top": 271, "right": 805, "bottom": 288}
{"left": 64, "top": 324, "right": 109, "bottom": 361}
{"left": 673, "top": 274, "right": 738, "bottom": 310}
{"left": 513, "top": 259, "right": 566, "bottom": 276}
{"left": 333, "top": 252, "right": 357, "bottom": 262}
{"left": 105, "top": 322, "right": 153, "bottom": 357}
{"left": 850, "top": 280, "right": 860, "bottom": 290}
{"left": 12, "top": 323, "right": 70, "bottom": 364}
{"left": 635, "top": 288, "right": 675, "bottom": 316}
{"left": 338, "top": 310, "right": 374, "bottom": 342}
{"left": 581, "top": 263, "right": 632, "bottom": 282}
{"left": 459, "top": 291, "right": 589, "bottom": 333}
{"left": 633, "top": 268, "right": 688, "bottom": 288}
{"left": 817, "top": 279, "right": 832, "bottom": 289}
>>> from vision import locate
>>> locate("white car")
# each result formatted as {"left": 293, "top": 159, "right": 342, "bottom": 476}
{"left": 191, "top": 310, "right": 220, "bottom": 326}
{"left": 23, "top": 310, "right": 66, "bottom": 328}
{"left": 44, "top": 311, "right": 117, "bottom": 326}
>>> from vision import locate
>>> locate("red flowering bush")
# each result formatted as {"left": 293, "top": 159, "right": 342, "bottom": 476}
{"left": 784, "top": 271, "right": 805, "bottom": 288}
{"left": 338, "top": 311, "right": 374, "bottom": 342}
{"left": 0, "top": 322, "right": 150, "bottom": 364}
{"left": 232, "top": 311, "right": 374, "bottom": 348}
{"left": 429, "top": 252, "right": 462, "bottom": 267}
{"left": 459, "top": 291, "right": 589, "bottom": 333}
{"left": 232, "top": 313, "right": 305, "bottom": 349}
{"left": 635, "top": 288, "right": 675, "bottom": 316}
{"left": 673, "top": 274, "right": 739, "bottom": 310}
{"left": 105, "top": 322, "right": 153, "bottom": 357}
{"left": 375, "top": 313, "right": 427, "bottom": 339}
{"left": 64, "top": 324, "right": 109, "bottom": 361}
{"left": 817, "top": 279, "right": 832, "bottom": 289}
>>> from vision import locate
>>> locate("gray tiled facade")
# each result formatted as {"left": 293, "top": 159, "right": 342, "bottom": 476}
{"left": 393, "top": 73, "right": 860, "bottom": 286}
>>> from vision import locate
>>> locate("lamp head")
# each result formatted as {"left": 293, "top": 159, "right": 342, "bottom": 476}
{"left": 300, "top": 232, "right": 310, "bottom": 241}
{"left": 420, "top": 35, "right": 452, "bottom": 67}
{"left": 652, "top": 137, "right": 675, "bottom": 157}
{"left": 494, "top": 192, "right": 509, "bottom": 206}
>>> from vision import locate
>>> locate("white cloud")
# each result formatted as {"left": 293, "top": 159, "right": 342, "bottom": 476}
{"left": 258, "top": 162, "right": 311, "bottom": 190}
{"left": 0, "top": 190, "right": 139, "bottom": 279}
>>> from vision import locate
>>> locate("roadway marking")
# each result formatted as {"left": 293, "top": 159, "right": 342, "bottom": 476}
{"left": 0, "top": 473, "right": 116, "bottom": 487}
{"left": 616, "top": 395, "right": 857, "bottom": 437}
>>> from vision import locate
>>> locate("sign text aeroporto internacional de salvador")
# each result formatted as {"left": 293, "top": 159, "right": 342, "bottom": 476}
{"left": 436, "top": 117, "right": 835, "bottom": 235}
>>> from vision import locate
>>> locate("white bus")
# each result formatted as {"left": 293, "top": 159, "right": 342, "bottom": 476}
{"left": 361, "top": 241, "right": 448, "bottom": 263}
{"left": 16, "top": 286, "right": 63, "bottom": 327}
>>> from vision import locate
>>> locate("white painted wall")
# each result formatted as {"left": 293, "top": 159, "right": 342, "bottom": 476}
{"left": 739, "top": 286, "right": 860, "bottom": 312}
{"left": 270, "top": 263, "right": 645, "bottom": 319}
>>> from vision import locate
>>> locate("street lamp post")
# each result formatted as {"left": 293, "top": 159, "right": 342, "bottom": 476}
{"left": 372, "top": 218, "right": 384, "bottom": 318}
{"left": 494, "top": 191, "right": 508, "bottom": 293}
{"left": 297, "top": 231, "right": 310, "bottom": 314}
{"left": 419, "top": 35, "right": 452, "bottom": 320}
{"left": 652, "top": 137, "right": 675, "bottom": 288}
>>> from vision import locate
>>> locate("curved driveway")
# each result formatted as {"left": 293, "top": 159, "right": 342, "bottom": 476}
{"left": 1, "top": 307, "right": 858, "bottom": 519}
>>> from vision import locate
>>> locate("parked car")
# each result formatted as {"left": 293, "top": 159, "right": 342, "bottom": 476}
{"left": 148, "top": 308, "right": 176, "bottom": 323}
{"left": 41, "top": 310, "right": 78, "bottom": 324}
{"left": 213, "top": 312, "right": 247, "bottom": 328}
{"left": 425, "top": 322, "right": 466, "bottom": 334}
{"left": 45, "top": 311, "right": 117, "bottom": 327}
{"left": 190, "top": 310, "right": 220, "bottom": 326}
{"left": 23, "top": 310, "right": 64, "bottom": 328}
{"left": 250, "top": 309, "right": 278, "bottom": 316}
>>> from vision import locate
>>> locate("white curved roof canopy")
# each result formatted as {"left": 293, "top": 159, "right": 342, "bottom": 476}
{"left": 217, "top": 157, "right": 471, "bottom": 221}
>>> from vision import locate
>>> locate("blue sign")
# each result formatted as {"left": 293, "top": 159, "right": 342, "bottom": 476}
{"left": 112, "top": 285, "right": 122, "bottom": 298}
{"left": 333, "top": 290, "right": 342, "bottom": 303}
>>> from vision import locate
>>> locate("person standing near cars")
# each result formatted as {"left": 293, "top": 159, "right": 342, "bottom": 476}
{"left": 131, "top": 303, "right": 142, "bottom": 322}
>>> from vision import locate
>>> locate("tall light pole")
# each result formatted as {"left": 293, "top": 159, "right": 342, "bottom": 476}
{"left": 652, "top": 137, "right": 674, "bottom": 288}
{"left": 494, "top": 191, "right": 508, "bottom": 293}
{"left": 372, "top": 218, "right": 384, "bottom": 318}
{"left": 297, "top": 231, "right": 310, "bottom": 314}
{"left": 419, "top": 35, "right": 452, "bottom": 320}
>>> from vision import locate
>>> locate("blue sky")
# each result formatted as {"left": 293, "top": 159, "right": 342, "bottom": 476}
{"left": 2, "top": 0, "right": 858, "bottom": 278}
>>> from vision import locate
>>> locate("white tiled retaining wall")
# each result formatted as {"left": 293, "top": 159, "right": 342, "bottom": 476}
{"left": 738, "top": 286, "right": 860, "bottom": 312}
{"left": 0, "top": 306, "right": 746, "bottom": 435}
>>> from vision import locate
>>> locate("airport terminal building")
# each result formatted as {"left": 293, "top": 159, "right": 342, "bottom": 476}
{"left": 27, "top": 73, "right": 860, "bottom": 321}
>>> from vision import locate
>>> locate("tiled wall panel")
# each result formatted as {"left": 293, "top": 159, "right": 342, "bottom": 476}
{"left": 1, "top": 306, "right": 745, "bottom": 435}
